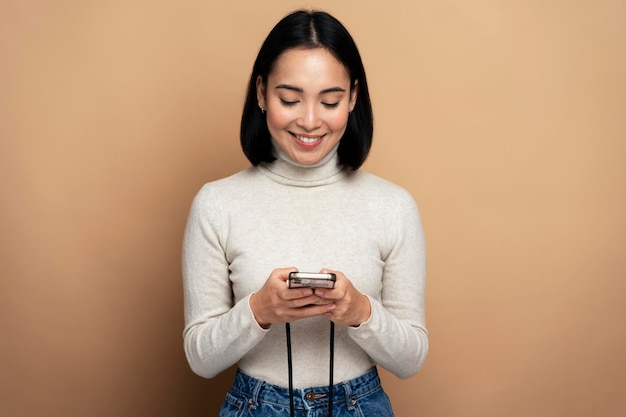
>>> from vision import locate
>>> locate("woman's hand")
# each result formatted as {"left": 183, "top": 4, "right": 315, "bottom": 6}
{"left": 249, "top": 268, "right": 335, "bottom": 328}
{"left": 313, "top": 269, "right": 371, "bottom": 327}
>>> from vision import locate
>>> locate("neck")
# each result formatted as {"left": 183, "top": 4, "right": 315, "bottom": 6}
{"left": 259, "top": 139, "right": 346, "bottom": 187}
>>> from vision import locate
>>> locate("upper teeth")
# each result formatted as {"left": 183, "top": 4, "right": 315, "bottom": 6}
{"left": 297, "top": 135, "right": 320, "bottom": 143}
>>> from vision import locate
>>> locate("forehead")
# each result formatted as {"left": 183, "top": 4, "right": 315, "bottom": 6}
{"left": 269, "top": 47, "right": 351, "bottom": 88}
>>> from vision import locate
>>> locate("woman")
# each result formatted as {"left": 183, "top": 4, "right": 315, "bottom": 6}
{"left": 182, "top": 9, "right": 427, "bottom": 417}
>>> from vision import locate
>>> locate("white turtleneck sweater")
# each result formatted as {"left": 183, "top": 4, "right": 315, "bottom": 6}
{"left": 182, "top": 145, "right": 427, "bottom": 388}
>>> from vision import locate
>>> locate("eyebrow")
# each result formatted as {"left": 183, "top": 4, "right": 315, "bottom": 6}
{"left": 275, "top": 84, "right": 347, "bottom": 94}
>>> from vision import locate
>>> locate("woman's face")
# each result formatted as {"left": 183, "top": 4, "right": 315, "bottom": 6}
{"left": 257, "top": 47, "right": 357, "bottom": 165}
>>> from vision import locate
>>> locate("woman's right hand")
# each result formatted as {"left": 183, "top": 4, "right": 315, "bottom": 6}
{"left": 249, "top": 268, "right": 335, "bottom": 328}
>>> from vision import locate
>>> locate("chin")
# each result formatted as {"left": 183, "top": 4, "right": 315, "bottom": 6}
{"left": 294, "top": 156, "right": 321, "bottom": 165}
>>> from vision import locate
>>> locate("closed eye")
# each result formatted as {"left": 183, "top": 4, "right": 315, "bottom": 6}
{"left": 280, "top": 98, "right": 298, "bottom": 106}
{"left": 322, "top": 102, "right": 340, "bottom": 109}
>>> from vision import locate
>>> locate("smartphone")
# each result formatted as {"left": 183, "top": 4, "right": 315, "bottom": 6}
{"left": 288, "top": 272, "right": 336, "bottom": 289}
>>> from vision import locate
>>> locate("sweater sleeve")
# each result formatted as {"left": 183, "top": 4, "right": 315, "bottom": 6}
{"left": 181, "top": 185, "right": 269, "bottom": 379}
{"left": 347, "top": 189, "right": 428, "bottom": 379}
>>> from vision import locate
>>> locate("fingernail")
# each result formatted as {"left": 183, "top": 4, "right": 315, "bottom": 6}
{"left": 314, "top": 289, "right": 324, "bottom": 296}
{"left": 327, "top": 304, "right": 336, "bottom": 311}
{"left": 303, "top": 289, "right": 313, "bottom": 296}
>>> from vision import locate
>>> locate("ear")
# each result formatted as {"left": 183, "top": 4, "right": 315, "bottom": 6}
{"left": 349, "top": 80, "right": 359, "bottom": 112}
{"left": 256, "top": 76, "right": 266, "bottom": 110}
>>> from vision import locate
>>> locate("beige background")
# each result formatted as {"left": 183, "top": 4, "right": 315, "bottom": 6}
{"left": 1, "top": 1, "right": 625, "bottom": 416}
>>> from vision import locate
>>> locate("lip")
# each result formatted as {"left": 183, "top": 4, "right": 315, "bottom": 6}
{"left": 291, "top": 132, "right": 325, "bottom": 149}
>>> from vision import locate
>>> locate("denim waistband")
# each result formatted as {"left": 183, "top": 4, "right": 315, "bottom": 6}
{"left": 231, "top": 367, "right": 381, "bottom": 409}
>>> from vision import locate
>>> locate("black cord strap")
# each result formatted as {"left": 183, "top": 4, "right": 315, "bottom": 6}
{"left": 286, "top": 323, "right": 295, "bottom": 417}
{"left": 286, "top": 321, "right": 335, "bottom": 417}
{"left": 329, "top": 321, "right": 335, "bottom": 417}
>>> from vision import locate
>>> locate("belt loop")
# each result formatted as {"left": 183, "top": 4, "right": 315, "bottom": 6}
{"left": 249, "top": 377, "right": 263, "bottom": 409}
{"left": 342, "top": 381, "right": 356, "bottom": 411}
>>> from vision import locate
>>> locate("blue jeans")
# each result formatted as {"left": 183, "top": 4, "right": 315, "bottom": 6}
{"left": 218, "top": 367, "right": 394, "bottom": 417}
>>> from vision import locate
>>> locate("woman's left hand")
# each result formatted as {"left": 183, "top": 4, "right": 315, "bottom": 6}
{"left": 312, "top": 269, "right": 371, "bottom": 327}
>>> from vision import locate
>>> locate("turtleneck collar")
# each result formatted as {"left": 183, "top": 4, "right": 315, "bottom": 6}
{"left": 258, "top": 138, "right": 347, "bottom": 187}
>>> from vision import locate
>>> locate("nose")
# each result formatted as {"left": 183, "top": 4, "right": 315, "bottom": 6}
{"left": 296, "top": 103, "right": 322, "bottom": 131}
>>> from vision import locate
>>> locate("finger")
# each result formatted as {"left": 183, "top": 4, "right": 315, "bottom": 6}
{"left": 319, "top": 268, "right": 340, "bottom": 278}
{"left": 286, "top": 293, "right": 330, "bottom": 308}
{"left": 313, "top": 286, "right": 346, "bottom": 300}
{"left": 306, "top": 297, "right": 337, "bottom": 306}
{"left": 273, "top": 267, "right": 298, "bottom": 283}
{"left": 319, "top": 268, "right": 346, "bottom": 288}
{"left": 286, "top": 303, "right": 336, "bottom": 320}
{"left": 313, "top": 287, "right": 329, "bottom": 298}
{"left": 282, "top": 287, "right": 314, "bottom": 301}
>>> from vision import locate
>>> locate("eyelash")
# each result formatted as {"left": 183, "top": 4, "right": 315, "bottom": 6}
{"left": 279, "top": 99, "right": 340, "bottom": 109}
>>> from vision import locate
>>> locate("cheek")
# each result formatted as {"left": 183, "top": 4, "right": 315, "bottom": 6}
{"left": 328, "top": 112, "right": 350, "bottom": 132}
{"left": 266, "top": 108, "right": 292, "bottom": 131}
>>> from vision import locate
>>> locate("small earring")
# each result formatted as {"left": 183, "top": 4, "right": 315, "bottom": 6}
{"left": 259, "top": 104, "right": 265, "bottom": 114}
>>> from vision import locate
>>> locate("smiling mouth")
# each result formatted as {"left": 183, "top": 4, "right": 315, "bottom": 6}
{"left": 293, "top": 133, "right": 324, "bottom": 144}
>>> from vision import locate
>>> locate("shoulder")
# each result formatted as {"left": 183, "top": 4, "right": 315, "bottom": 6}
{"left": 194, "top": 166, "right": 260, "bottom": 197}
{"left": 346, "top": 170, "right": 418, "bottom": 208}
{"left": 200, "top": 166, "right": 259, "bottom": 190}
{"left": 345, "top": 170, "right": 424, "bottom": 255}
{"left": 188, "top": 166, "right": 262, "bottom": 213}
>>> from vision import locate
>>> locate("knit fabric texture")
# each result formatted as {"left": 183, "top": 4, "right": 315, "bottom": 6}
{"left": 182, "top": 144, "right": 428, "bottom": 388}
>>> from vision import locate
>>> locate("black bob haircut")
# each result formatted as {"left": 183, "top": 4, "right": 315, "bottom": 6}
{"left": 240, "top": 10, "right": 374, "bottom": 170}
